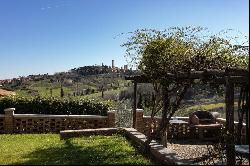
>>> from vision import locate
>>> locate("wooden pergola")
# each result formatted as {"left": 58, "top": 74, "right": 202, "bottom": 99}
{"left": 125, "top": 68, "right": 249, "bottom": 165}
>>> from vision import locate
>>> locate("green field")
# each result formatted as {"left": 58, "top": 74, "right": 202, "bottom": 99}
{"left": 14, "top": 76, "right": 130, "bottom": 100}
{"left": 0, "top": 134, "right": 153, "bottom": 165}
{"left": 175, "top": 102, "right": 240, "bottom": 120}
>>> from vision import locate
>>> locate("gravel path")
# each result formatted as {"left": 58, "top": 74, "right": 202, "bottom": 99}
{"left": 167, "top": 141, "right": 212, "bottom": 165}
{"left": 167, "top": 140, "right": 249, "bottom": 165}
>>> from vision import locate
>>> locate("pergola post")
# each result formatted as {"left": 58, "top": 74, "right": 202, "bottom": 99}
{"left": 132, "top": 81, "right": 137, "bottom": 128}
{"left": 225, "top": 76, "right": 235, "bottom": 165}
{"left": 247, "top": 64, "right": 249, "bottom": 144}
{"left": 246, "top": 83, "right": 249, "bottom": 144}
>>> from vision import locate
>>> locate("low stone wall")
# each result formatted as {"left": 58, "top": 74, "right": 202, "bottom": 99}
{"left": 141, "top": 116, "right": 192, "bottom": 139}
{"left": 0, "top": 108, "right": 115, "bottom": 134}
{"left": 134, "top": 109, "right": 247, "bottom": 141}
{"left": 60, "top": 127, "right": 193, "bottom": 165}
{"left": 60, "top": 128, "right": 118, "bottom": 139}
{"left": 134, "top": 109, "right": 193, "bottom": 139}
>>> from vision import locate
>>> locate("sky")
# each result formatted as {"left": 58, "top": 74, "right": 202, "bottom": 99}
{"left": 0, "top": 0, "right": 249, "bottom": 79}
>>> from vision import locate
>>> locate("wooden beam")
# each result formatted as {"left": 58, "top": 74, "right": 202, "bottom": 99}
{"left": 225, "top": 68, "right": 249, "bottom": 76}
{"left": 125, "top": 69, "right": 248, "bottom": 83}
{"left": 210, "top": 76, "right": 249, "bottom": 84}
{"left": 225, "top": 76, "right": 235, "bottom": 165}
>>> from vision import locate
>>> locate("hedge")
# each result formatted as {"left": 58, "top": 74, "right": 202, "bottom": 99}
{"left": 0, "top": 96, "right": 111, "bottom": 116}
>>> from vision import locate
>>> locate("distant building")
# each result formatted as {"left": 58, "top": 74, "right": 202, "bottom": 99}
{"left": 112, "top": 60, "right": 115, "bottom": 68}
{"left": 124, "top": 65, "right": 128, "bottom": 71}
{"left": 0, "top": 89, "right": 16, "bottom": 97}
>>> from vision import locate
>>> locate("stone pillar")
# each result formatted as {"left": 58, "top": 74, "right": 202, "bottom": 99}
{"left": 107, "top": 110, "right": 116, "bottom": 128}
{"left": 135, "top": 109, "right": 144, "bottom": 132}
{"left": 4, "top": 108, "right": 15, "bottom": 134}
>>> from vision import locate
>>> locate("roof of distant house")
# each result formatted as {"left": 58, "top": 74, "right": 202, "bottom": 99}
{"left": 0, "top": 89, "right": 16, "bottom": 97}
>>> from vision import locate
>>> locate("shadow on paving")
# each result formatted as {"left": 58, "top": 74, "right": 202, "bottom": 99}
{"left": 12, "top": 139, "right": 148, "bottom": 165}
{"left": 168, "top": 139, "right": 220, "bottom": 145}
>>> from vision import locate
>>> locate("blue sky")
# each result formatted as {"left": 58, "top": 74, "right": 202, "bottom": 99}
{"left": 0, "top": 0, "right": 249, "bottom": 79}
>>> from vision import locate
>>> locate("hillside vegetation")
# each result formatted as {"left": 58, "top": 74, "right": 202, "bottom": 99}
{"left": 0, "top": 65, "right": 240, "bottom": 118}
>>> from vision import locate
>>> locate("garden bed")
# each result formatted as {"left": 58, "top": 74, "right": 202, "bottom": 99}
{"left": 0, "top": 134, "right": 153, "bottom": 165}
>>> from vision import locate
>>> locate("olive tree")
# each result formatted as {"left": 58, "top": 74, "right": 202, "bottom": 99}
{"left": 121, "top": 26, "right": 248, "bottom": 147}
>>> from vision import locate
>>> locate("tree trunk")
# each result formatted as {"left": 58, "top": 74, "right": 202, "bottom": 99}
{"left": 144, "top": 84, "right": 169, "bottom": 150}
{"left": 156, "top": 85, "right": 169, "bottom": 147}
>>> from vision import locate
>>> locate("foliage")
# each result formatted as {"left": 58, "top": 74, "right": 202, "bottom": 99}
{"left": 0, "top": 134, "right": 153, "bottom": 165}
{"left": 122, "top": 27, "right": 248, "bottom": 77}
{"left": 121, "top": 26, "right": 249, "bottom": 147}
{"left": 0, "top": 96, "right": 111, "bottom": 115}
{"left": 113, "top": 99, "right": 133, "bottom": 127}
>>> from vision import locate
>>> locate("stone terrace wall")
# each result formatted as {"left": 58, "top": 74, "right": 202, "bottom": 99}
{"left": 143, "top": 116, "right": 192, "bottom": 139}
{"left": 134, "top": 109, "right": 247, "bottom": 141}
{"left": 135, "top": 109, "right": 192, "bottom": 139}
{"left": 0, "top": 108, "right": 115, "bottom": 134}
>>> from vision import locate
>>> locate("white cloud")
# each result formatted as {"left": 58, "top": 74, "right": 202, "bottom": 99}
{"left": 40, "top": 2, "right": 71, "bottom": 11}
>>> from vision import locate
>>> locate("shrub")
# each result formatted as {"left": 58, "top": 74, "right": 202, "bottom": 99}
{"left": 0, "top": 96, "right": 110, "bottom": 116}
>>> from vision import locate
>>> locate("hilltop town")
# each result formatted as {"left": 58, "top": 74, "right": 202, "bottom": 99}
{"left": 0, "top": 60, "right": 134, "bottom": 88}
{"left": 0, "top": 60, "right": 138, "bottom": 99}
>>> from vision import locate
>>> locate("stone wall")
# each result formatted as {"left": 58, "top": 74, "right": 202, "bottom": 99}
{"left": 134, "top": 109, "right": 193, "bottom": 139}
{"left": 134, "top": 109, "right": 247, "bottom": 141}
{"left": 0, "top": 108, "right": 115, "bottom": 134}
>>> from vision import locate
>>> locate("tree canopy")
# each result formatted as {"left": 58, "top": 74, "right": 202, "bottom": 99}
{"left": 121, "top": 26, "right": 249, "bottom": 147}
{"left": 122, "top": 27, "right": 249, "bottom": 81}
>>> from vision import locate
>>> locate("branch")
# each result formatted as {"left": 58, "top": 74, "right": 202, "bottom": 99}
{"left": 167, "top": 83, "right": 191, "bottom": 121}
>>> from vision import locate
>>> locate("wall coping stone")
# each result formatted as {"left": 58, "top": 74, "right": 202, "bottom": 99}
{"left": 60, "top": 128, "right": 118, "bottom": 139}
{"left": 143, "top": 116, "right": 189, "bottom": 120}
{"left": 13, "top": 114, "right": 107, "bottom": 118}
{"left": 4, "top": 108, "right": 15, "bottom": 112}
{"left": 60, "top": 128, "right": 117, "bottom": 134}
{"left": 143, "top": 116, "right": 246, "bottom": 126}
{"left": 136, "top": 109, "right": 143, "bottom": 112}
{"left": 108, "top": 110, "right": 116, "bottom": 113}
{"left": 216, "top": 118, "right": 246, "bottom": 125}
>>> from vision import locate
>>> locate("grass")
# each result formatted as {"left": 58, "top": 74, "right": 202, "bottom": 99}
{"left": 32, "top": 86, "right": 73, "bottom": 97}
{"left": 80, "top": 87, "right": 128, "bottom": 100}
{"left": 14, "top": 77, "right": 129, "bottom": 100}
{"left": 0, "top": 134, "right": 153, "bottom": 165}
{"left": 15, "top": 89, "right": 30, "bottom": 97}
{"left": 176, "top": 102, "right": 240, "bottom": 120}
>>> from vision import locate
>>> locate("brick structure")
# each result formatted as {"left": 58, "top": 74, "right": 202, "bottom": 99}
{"left": 4, "top": 108, "right": 15, "bottom": 134}
{"left": 135, "top": 109, "right": 144, "bottom": 132}
{"left": 0, "top": 108, "right": 116, "bottom": 134}
{"left": 107, "top": 110, "right": 116, "bottom": 127}
{"left": 134, "top": 109, "right": 247, "bottom": 142}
